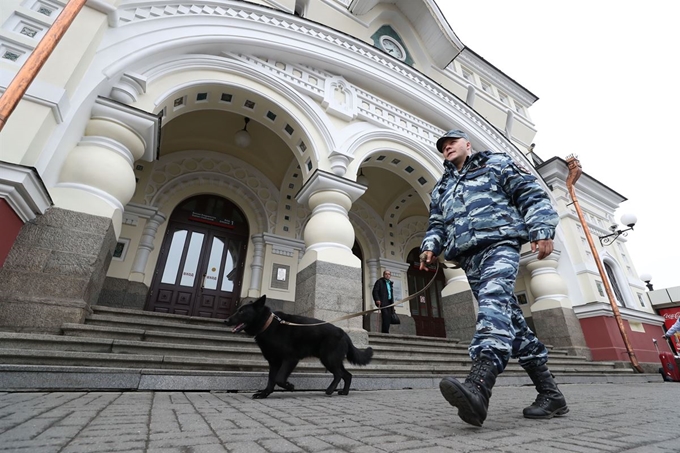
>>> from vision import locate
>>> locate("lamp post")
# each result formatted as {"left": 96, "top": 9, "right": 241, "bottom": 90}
{"left": 0, "top": 0, "right": 87, "bottom": 131}
{"left": 566, "top": 155, "right": 643, "bottom": 373}
{"left": 639, "top": 273, "right": 654, "bottom": 291}
{"left": 598, "top": 213, "right": 637, "bottom": 246}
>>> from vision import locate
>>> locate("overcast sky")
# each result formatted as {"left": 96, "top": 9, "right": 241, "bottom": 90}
{"left": 437, "top": 1, "right": 680, "bottom": 290}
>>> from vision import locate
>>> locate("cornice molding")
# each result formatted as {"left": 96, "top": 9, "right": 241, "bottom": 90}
{"left": 573, "top": 302, "right": 664, "bottom": 325}
{"left": 456, "top": 50, "right": 537, "bottom": 107}
{"left": 295, "top": 170, "right": 367, "bottom": 206}
{"left": 0, "top": 162, "right": 52, "bottom": 222}
{"left": 107, "top": 1, "right": 538, "bottom": 185}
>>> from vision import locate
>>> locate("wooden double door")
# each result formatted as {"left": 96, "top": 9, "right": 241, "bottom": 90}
{"left": 406, "top": 249, "right": 446, "bottom": 338}
{"left": 146, "top": 195, "right": 248, "bottom": 319}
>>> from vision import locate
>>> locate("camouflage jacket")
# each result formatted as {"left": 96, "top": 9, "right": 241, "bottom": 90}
{"left": 420, "top": 151, "right": 559, "bottom": 261}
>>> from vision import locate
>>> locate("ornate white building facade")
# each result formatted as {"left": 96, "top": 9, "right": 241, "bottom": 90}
{"left": 0, "top": 0, "right": 667, "bottom": 364}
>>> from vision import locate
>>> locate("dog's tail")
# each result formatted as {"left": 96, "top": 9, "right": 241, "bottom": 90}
{"left": 345, "top": 336, "right": 373, "bottom": 366}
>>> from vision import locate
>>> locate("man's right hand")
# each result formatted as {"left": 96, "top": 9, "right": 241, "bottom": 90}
{"left": 419, "top": 251, "right": 436, "bottom": 270}
{"left": 375, "top": 301, "right": 381, "bottom": 307}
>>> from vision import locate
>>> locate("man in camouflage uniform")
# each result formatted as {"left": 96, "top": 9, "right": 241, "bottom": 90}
{"left": 419, "top": 129, "right": 568, "bottom": 427}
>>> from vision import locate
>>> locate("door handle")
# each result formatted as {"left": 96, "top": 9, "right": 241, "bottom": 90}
{"left": 201, "top": 273, "right": 207, "bottom": 289}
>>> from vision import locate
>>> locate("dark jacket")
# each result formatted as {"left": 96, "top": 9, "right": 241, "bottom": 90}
{"left": 421, "top": 151, "right": 559, "bottom": 261}
{"left": 372, "top": 278, "right": 393, "bottom": 307}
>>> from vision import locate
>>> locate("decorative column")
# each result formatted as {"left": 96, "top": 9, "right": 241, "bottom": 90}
{"left": 129, "top": 211, "right": 167, "bottom": 279}
{"left": 50, "top": 97, "right": 160, "bottom": 238}
{"left": 0, "top": 97, "right": 159, "bottom": 332}
{"left": 248, "top": 234, "right": 266, "bottom": 297}
{"left": 522, "top": 251, "right": 590, "bottom": 358}
{"left": 364, "top": 258, "right": 380, "bottom": 332}
{"left": 295, "top": 170, "right": 367, "bottom": 344}
{"left": 440, "top": 263, "right": 476, "bottom": 342}
{"left": 97, "top": 204, "right": 165, "bottom": 310}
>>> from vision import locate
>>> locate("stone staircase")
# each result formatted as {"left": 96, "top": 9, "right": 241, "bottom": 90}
{"left": 0, "top": 306, "right": 660, "bottom": 391}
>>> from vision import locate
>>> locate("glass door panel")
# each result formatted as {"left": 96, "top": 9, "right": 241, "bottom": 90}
{"left": 160, "top": 230, "right": 188, "bottom": 284}
{"left": 221, "top": 239, "right": 242, "bottom": 292}
{"left": 179, "top": 232, "right": 205, "bottom": 287}
{"left": 203, "top": 237, "right": 225, "bottom": 290}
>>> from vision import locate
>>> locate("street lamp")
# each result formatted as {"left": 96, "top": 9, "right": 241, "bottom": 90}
{"left": 598, "top": 213, "right": 637, "bottom": 246}
{"left": 639, "top": 273, "right": 654, "bottom": 291}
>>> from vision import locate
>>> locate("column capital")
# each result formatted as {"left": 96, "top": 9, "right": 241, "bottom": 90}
{"left": 295, "top": 170, "right": 366, "bottom": 206}
{"left": 519, "top": 249, "right": 561, "bottom": 268}
{"left": 90, "top": 96, "right": 160, "bottom": 163}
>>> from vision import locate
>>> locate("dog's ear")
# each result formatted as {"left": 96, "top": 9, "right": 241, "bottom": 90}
{"left": 253, "top": 295, "right": 266, "bottom": 309}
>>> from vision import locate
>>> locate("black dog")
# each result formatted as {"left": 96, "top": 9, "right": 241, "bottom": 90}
{"left": 224, "top": 295, "right": 373, "bottom": 398}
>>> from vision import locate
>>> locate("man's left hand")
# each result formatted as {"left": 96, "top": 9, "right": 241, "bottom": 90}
{"left": 531, "top": 239, "right": 553, "bottom": 260}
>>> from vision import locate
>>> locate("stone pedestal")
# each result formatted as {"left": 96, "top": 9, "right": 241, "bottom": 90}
{"left": 524, "top": 252, "right": 590, "bottom": 358}
{"left": 532, "top": 307, "right": 592, "bottom": 359}
{"left": 441, "top": 290, "right": 477, "bottom": 342}
{"left": 97, "top": 277, "right": 148, "bottom": 310}
{"left": 295, "top": 261, "right": 367, "bottom": 347}
{"left": 440, "top": 265, "right": 476, "bottom": 342}
{"left": 0, "top": 208, "right": 116, "bottom": 333}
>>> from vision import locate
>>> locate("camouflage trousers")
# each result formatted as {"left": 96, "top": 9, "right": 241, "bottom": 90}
{"left": 458, "top": 240, "right": 548, "bottom": 374}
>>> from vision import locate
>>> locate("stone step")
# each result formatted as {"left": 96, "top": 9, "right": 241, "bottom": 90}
{"left": 0, "top": 348, "right": 635, "bottom": 375}
{"left": 91, "top": 305, "right": 229, "bottom": 327}
{"left": 61, "top": 323, "right": 257, "bottom": 347}
{"left": 0, "top": 332, "right": 605, "bottom": 371}
{"left": 0, "top": 364, "right": 659, "bottom": 392}
{"left": 85, "top": 314, "right": 235, "bottom": 337}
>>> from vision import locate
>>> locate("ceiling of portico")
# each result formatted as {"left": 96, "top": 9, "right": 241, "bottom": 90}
{"left": 159, "top": 110, "right": 294, "bottom": 188}
{"left": 158, "top": 108, "right": 429, "bottom": 225}
{"left": 358, "top": 167, "right": 427, "bottom": 220}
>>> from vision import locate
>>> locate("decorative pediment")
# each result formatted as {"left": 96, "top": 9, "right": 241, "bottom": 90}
{"left": 348, "top": 0, "right": 464, "bottom": 68}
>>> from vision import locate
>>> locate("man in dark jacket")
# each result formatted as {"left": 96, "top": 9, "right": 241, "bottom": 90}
{"left": 420, "top": 129, "right": 568, "bottom": 427}
{"left": 372, "top": 270, "right": 394, "bottom": 333}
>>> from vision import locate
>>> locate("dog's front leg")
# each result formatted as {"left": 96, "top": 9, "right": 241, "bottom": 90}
{"left": 275, "top": 359, "right": 299, "bottom": 391}
{"left": 253, "top": 362, "right": 279, "bottom": 399}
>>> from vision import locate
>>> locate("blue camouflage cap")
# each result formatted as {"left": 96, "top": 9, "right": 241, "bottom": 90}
{"left": 436, "top": 129, "right": 470, "bottom": 153}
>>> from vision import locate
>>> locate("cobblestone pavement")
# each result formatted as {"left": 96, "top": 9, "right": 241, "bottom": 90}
{"left": 1, "top": 382, "right": 678, "bottom": 453}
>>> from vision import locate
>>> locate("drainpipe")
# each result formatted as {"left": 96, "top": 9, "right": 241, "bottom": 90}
{"left": 566, "top": 155, "right": 643, "bottom": 373}
{"left": 0, "top": 0, "right": 87, "bottom": 132}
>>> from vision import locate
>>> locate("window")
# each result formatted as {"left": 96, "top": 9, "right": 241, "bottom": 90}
{"left": 604, "top": 262, "right": 625, "bottom": 307}
{"left": 637, "top": 293, "right": 646, "bottom": 307}
{"left": 294, "top": 0, "right": 307, "bottom": 17}
{"left": 499, "top": 92, "right": 508, "bottom": 105}
{"left": 514, "top": 103, "right": 524, "bottom": 115}
{"left": 516, "top": 292, "right": 528, "bottom": 305}
{"left": 462, "top": 67, "right": 474, "bottom": 83}
{"left": 481, "top": 80, "right": 492, "bottom": 93}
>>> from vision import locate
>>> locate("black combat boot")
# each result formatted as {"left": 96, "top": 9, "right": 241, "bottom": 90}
{"left": 522, "top": 364, "right": 569, "bottom": 419}
{"left": 439, "top": 357, "right": 498, "bottom": 427}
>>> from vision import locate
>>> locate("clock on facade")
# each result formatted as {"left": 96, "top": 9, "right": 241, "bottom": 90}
{"left": 379, "top": 36, "right": 405, "bottom": 60}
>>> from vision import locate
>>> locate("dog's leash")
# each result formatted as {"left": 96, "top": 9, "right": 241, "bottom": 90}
{"left": 268, "top": 260, "right": 452, "bottom": 328}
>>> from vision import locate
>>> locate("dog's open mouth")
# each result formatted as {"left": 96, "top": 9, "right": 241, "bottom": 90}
{"left": 231, "top": 323, "right": 246, "bottom": 333}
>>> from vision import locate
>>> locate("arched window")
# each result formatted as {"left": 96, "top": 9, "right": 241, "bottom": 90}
{"left": 604, "top": 262, "right": 626, "bottom": 307}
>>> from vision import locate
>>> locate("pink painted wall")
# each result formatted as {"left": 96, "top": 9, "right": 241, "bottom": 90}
{"left": 0, "top": 199, "right": 23, "bottom": 268}
{"left": 579, "top": 315, "right": 671, "bottom": 363}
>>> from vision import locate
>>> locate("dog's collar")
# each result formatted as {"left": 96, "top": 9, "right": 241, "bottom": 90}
{"left": 254, "top": 313, "right": 283, "bottom": 337}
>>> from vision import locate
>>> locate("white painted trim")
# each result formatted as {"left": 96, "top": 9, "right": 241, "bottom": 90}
{"left": 91, "top": 97, "right": 160, "bottom": 163}
{"left": 53, "top": 181, "right": 124, "bottom": 212}
{"left": 0, "top": 162, "right": 52, "bottom": 222}
{"left": 0, "top": 68, "right": 69, "bottom": 123}
{"left": 573, "top": 302, "right": 665, "bottom": 325}
{"left": 124, "top": 202, "right": 159, "bottom": 219}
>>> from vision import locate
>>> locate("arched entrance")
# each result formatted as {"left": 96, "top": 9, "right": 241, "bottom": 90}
{"left": 146, "top": 195, "right": 249, "bottom": 318}
{"left": 406, "top": 247, "right": 446, "bottom": 337}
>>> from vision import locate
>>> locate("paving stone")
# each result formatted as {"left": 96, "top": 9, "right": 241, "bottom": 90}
{"left": 0, "top": 384, "right": 679, "bottom": 453}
